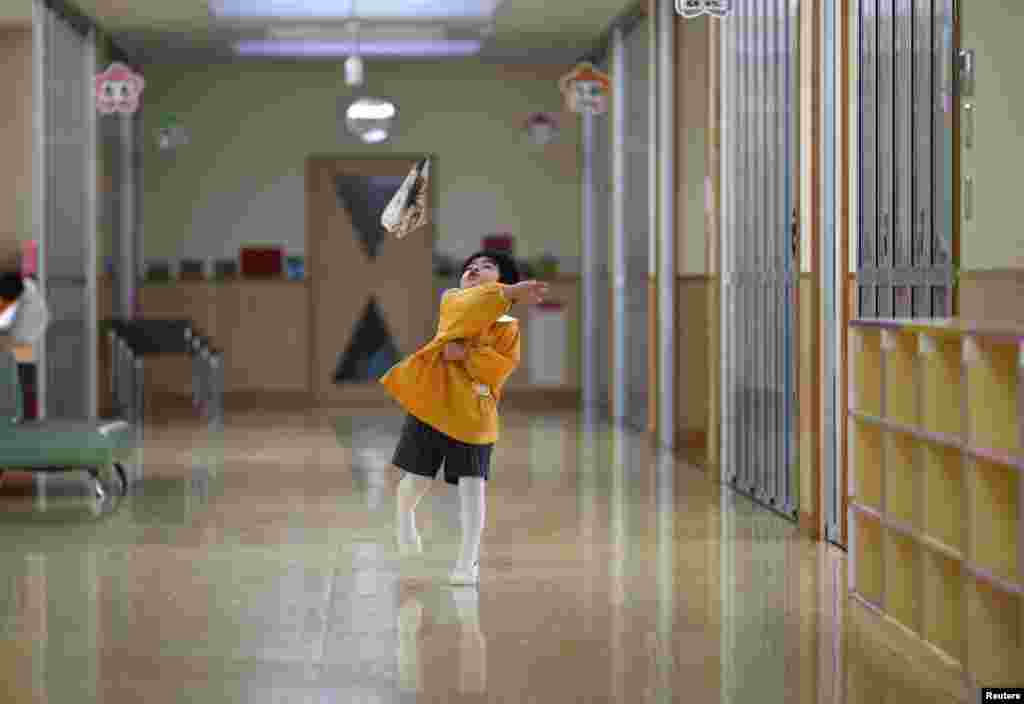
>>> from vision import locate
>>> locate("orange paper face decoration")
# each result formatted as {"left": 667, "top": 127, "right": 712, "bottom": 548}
{"left": 558, "top": 63, "right": 611, "bottom": 115}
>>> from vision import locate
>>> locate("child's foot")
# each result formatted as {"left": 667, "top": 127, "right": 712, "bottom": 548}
{"left": 449, "top": 562, "right": 480, "bottom": 586}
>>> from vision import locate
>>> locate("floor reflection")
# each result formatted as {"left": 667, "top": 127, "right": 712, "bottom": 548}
{"left": 0, "top": 407, "right": 968, "bottom": 703}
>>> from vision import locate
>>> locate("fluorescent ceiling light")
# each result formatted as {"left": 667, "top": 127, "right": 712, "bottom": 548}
{"left": 346, "top": 100, "right": 395, "bottom": 121}
{"left": 233, "top": 39, "right": 482, "bottom": 57}
{"left": 361, "top": 128, "right": 389, "bottom": 144}
{"left": 212, "top": 0, "right": 502, "bottom": 20}
{"left": 268, "top": 24, "right": 448, "bottom": 41}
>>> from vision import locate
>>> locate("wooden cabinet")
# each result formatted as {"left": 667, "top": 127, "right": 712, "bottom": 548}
{"left": 131, "top": 276, "right": 579, "bottom": 398}
{"left": 848, "top": 318, "right": 1023, "bottom": 690}
{"left": 223, "top": 282, "right": 310, "bottom": 392}
{"left": 136, "top": 280, "right": 310, "bottom": 394}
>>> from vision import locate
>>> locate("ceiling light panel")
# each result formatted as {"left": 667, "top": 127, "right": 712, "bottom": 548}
{"left": 267, "top": 24, "right": 449, "bottom": 41}
{"left": 212, "top": 0, "right": 503, "bottom": 20}
{"left": 233, "top": 39, "right": 482, "bottom": 57}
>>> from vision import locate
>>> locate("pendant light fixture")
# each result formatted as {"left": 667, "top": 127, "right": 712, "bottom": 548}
{"left": 343, "top": 20, "right": 363, "bottom": 87}
{"left": 344, "top": 96, "right": 397, "bottom": 143}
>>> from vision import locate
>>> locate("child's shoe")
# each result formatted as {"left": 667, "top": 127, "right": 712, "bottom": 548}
{"left": 449, "top": 562, "right": 479, "bottom": 586}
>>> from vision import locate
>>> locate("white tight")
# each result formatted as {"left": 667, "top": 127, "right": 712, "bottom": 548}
{"left": 456, "top": 476, "right": 486, "bottom": 570}
{"left": 395, "top": 472, "right": 431, "bottom": 546}
{"left": 395, "top": 471, "right": 486, "bottom": 569}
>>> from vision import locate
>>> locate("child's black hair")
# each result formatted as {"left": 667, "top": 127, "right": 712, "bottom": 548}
{"left": 461, "top": 250, "right": 521, "bottom": 285}
{"left": 0, "top": 271, "right": 23, "bottom": 302}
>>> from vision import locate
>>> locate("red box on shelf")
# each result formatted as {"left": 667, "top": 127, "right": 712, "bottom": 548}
{"left": 239, "top": 247, "right": 283, "bottom": 278}
{"left": 482, "top": 234, "right": 514, "bottom": 253}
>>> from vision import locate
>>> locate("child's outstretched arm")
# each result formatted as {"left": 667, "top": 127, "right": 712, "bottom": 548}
{"left": 437, "top": 281, "right": 548, "bottom": 341}
{"left": 463, "top": 323, "right": 521, "bottom": 398}
{"left": 436, "top": 283, "right": 510, "bottom": 341}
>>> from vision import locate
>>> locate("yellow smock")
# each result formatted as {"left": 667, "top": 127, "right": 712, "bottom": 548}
{"left": 379, "top": 281, "right": 521, "bottom": 445}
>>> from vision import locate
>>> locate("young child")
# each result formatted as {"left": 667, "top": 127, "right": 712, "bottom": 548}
{"left": 380, "top": 250, "right": 549, "bottom": 585}
{"left": 0, "top": 271, "right": 49, "bottom": 351}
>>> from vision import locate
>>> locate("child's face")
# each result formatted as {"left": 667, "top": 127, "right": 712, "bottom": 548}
{"left": 460, "top": 257, "right": 500, "bottom": 289}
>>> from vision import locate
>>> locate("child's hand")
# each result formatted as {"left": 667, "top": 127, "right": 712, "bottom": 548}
{"left": 506, "top": 280, "right": 549, "bottom": 305}
{"left": 443, "top": 341, "right": 467, "bottom": 361}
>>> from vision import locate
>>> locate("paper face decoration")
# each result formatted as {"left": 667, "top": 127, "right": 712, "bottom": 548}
{"left": 381, "top": 158, "right": 431, "bottom": 239}
{"left": 95, "top": 63, "right": 145, "bottom": 115}
{"left": 558, "top": 63, "right": 611, "bottom": 116}
{"left": 675, "top": 0, "right": 733, "bottom": 18}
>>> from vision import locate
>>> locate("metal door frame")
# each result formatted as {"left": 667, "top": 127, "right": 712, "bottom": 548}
{"left": 720, "top": 0, "right": 801, "bottom": 521}
{"left": 823, "top": 0, "right": 842, "bottom": 544}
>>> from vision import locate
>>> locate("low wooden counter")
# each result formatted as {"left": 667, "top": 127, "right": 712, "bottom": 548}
{"left": 124, "top": 276, "right": 581, "bottom": 400}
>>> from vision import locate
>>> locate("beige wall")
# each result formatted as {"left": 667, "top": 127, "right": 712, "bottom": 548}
{"left": 0, "top": 27, "right": 33, "bottom": 256}
{"left": 139, "top": 60, "right": 582, "bottom": 269}
{"left": 676, "top": 16, "right": 709, "bottom": 277}
{"left": 960, "top": 0, "right": 1024, "bottom": 270}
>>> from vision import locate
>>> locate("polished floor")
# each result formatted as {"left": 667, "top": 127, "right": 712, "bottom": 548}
{"left": 0, "top": 407, "right": 965, "bottom": 704}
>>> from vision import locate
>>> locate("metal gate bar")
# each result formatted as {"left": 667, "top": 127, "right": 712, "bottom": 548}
{"left": 721, "top": 0, "right": 800, "bottom": 521}
{"left": 858, "top": 0, "right": 953, "bottom": 318}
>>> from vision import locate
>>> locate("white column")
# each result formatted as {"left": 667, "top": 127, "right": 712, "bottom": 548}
{"left": 119, "top": 114, "right": 136, "bottom": 319}
{"left": 611, "top": 26, "right": 627, "bottom": 422}
{"left": 657, "top": 0, "right": 676, "bottom": 449}
{"left": 581, "top": 110, "right": 597, "bottom": 407}
{"left": 85, "top": 29, "right": 98, "bottom": 419}
{"left": 31, "top": 0, "right": 47, "bottom": 419}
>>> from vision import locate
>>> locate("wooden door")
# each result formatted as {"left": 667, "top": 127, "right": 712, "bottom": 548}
{"left": 307, "top": 157, "right": 435, "bottom": 405}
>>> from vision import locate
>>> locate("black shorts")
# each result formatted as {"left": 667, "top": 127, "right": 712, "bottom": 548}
{"left": 392, "top": 414, "right": 493, "bottom": 485}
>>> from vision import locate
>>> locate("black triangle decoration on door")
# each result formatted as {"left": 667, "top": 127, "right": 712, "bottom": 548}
{"left": 334, "top": 297, "right": 401, "bottom": 383}
{"left": 334, "top": 174, "right": 405, "bottom": 260}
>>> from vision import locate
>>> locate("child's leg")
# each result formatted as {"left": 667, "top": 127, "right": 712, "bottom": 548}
{"left": 396, "top": 471, "right": 432, "bottom": 549}
{"left": 455, "top": 476, "right": 486, "bottom": 573}
{"left": 391, "top": 414, "right": 445, "bottom": 552}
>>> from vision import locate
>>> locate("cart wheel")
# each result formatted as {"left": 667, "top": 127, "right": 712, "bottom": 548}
{"left": 113, "top": 462, "right": 128, "bottom": 495}
{"left": 86, "top": 467, "right": 106, "bottom": 501}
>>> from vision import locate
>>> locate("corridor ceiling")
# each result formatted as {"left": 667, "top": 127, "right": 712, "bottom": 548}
{"left": 0, "top": 0, "right": 638, "bottom": 62}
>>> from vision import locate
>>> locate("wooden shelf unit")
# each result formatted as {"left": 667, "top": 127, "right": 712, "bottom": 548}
{"left": 851, "top": 415, "right": 884, "bottom": 513}
{"left": 848, "top": 318, "right": 1024, "bottom": 690}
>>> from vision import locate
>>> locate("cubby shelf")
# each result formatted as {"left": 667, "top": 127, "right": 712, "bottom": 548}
{"left": 849, "top": 318, "right": 1024, "bottom": 689}
{"left": 966, "top": 338, "right": 1021, "bottom": 458}
{"left": 850, "top": 410, "right": 962, "bottom": 453}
